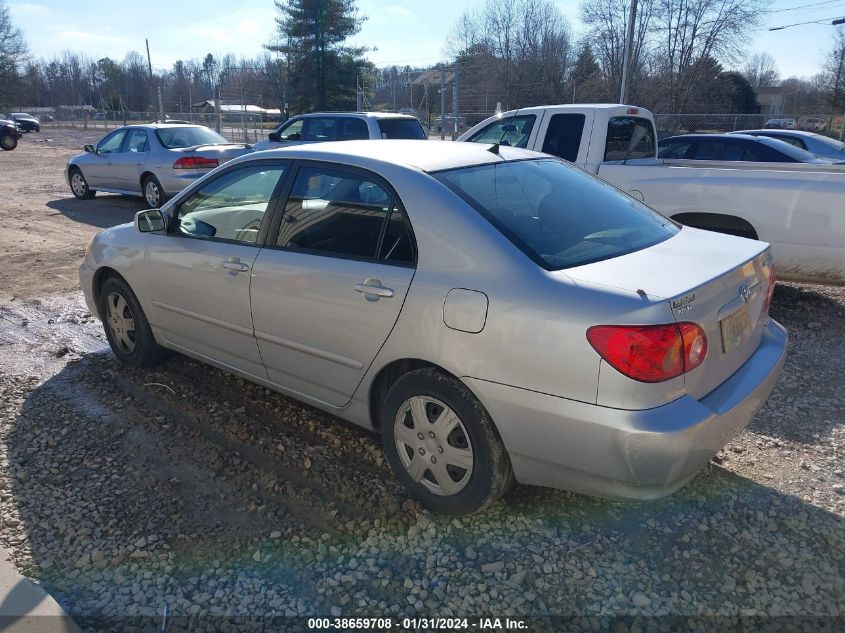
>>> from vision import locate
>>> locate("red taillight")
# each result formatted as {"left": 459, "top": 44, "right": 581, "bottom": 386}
{"left": 587, "top": 322, "right": 707, "bottom": 383}
{"left": 762, "top": 269, "right": 777, "bottom": 314}
{"left": 627, "top": 107, "right": 639, "bottom": 115}
{"left": 172, "top": 156, "right": 219, "bottom": 169}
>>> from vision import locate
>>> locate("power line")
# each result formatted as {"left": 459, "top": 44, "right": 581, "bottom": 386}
{"left": 768, "top": 15, "right": 845, "bottom": 29}
{"left": 768, "top": 0, "right": 845, "bottom": 14}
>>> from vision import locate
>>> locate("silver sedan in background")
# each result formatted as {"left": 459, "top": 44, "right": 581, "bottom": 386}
{"left": 79, "top": 140, "right": 787, "bottom": 515}
{"left": 66, "top": 124, "right": 252, "bottom": 208}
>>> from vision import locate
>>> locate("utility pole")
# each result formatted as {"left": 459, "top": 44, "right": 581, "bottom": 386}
{"left": 392, "top": 67, "right": 397, "bottom": 112}
{"left": 145, "top": 38, "right": 158, "bottom": 122}
{"left": 452, "top": 64, "right": 459, "bottom": 140}
{"left": 619, "top": 0, "right": 638, "bottom": 104}
{"left": 440, "top": 64, "right": 446, "bottom": 140}
{"left": 356, "top": 74, "right": 363, "bottom": 111}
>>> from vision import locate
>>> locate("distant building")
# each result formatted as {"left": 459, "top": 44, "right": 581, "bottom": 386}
{"left": 192, "top": 100, "right": 282, "bottom": 121}
{"left": 755, "top": 87, "right": 783, "bottom": 117}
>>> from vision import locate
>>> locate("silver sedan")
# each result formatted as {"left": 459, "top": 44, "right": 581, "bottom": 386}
{"left": 66, "top": 124, "right": 252, "bottom": 208}
{"left": 79, "top": 140, "right": 787, "bottom": 515}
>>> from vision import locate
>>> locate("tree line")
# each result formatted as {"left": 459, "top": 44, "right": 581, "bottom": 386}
{"left": 0, "top": 0, "right": 843, "bottom": 118}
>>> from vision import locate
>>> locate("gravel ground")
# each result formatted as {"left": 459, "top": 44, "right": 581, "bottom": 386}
{"left": 0, "top": 129, "right": 843, "bottom": 632}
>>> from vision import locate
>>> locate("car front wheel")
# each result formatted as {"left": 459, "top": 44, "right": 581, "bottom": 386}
{"left": 0, "top": 134, "right": 16, "bottom": 151}
{"left": 381, "top": 368, "right": 513, "bottom": 515}
{"left": 69, "top": 168, "right": 95, "bottom": 199}
{"left": 99, "top": 276, "right": 167, "bottom": 368}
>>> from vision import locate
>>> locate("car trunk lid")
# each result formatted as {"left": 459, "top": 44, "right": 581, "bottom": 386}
{"left": 172, "top": 144, "right": 252, "bottom": 174}
{"left": 563, "top": 226, "right": 774, "bottom": 399}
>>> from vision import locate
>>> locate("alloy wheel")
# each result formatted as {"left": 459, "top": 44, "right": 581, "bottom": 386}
{"left": 71, "top": 172, "right": 86, "bottom": 197}
{"left": 106, "top": 291, "right": 136, "bottom": 354}
{"left": 145, "top": 180, "right": 160, "bottom": 207}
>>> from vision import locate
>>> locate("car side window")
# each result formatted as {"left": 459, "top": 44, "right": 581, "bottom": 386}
{"left": 468, "top": 115, "right": 536, "bottom": 148}
{"left": 541, "top": 114, "right": 586, "bottom": 162}
{"left": 302, "top": 118, "right": 338, "bottom": 142}
{"left": 97, "top": 130, "right": 127, "bottom": 154}
{"left": 125, "top": 129, "right": 149, "bottom": 153}
{"left": 176, "top": 164, "right": 287, "bottom": 244}
{"left": 338, "top": 117, "right": 369, "bottom": 141}
{"left": 276, "top": 165, "right": 414, "bottom": 264}
{"left": 658, "top": 141, "right": 691, "bottom": 159}
{"left": 278, "top": 119, "right": 303, "bottom": 141}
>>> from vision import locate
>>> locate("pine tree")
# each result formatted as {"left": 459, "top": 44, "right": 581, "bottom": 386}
{"left": 269, "top": 0, "right": 368, "bottom": 113}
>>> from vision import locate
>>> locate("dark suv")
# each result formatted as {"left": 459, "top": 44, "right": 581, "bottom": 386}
{"left": 9, "top": 112, "right": 40, "bottom": 132}
{"left": 1, "top": 117, "right": 21, "bottom": 150}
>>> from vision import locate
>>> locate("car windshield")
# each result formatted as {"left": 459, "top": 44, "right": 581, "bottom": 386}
{"left": 377, "top": 118, "right": 426, "bottom": 139}
{"left": 11, "top": 113, "right": 34, "bottom": 120}
{"left": 434, "top": 158, "right": 678, "bottom": 270}
{"left": 754, "top": 136, "right": 827, "bottom": 162}
{"left": 155, "top": 126, "right": 230, "bottom": 149}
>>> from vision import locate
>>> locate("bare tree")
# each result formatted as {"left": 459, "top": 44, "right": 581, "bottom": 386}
{"left": 447, "top": 0, "right": 574, "bottom": 113}
{"left": 824, "top": 28, "right": 845, "bottom": 111}
{"left": 579, "top": 0, "right": 657, "bottom": 102}
{"left": 654, "top": 0, "right": 764, "bottom": 112}
{"left": 743, "top": 52, "right": 779, "bottom": 88}
{"left": 0, "top": 0, "right": 27, "bottom": 109}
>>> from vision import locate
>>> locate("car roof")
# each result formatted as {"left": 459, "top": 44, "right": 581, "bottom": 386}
{"left": 293, "top": 112, "right": 417, "bottom": 120}
{"left": 661, "top": 134, "right": 760, "bottom": 141}
{"left": 732, "top": 129, "right": 818, "bottom": 137}
{"left": 248, "top": 139, "right": 539, "bottom": 172}
{"left": 119, "top": 123, "right": 211, "bottom": 130}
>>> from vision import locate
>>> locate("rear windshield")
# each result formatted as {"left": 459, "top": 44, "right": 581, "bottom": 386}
{"left": 604, "top": 116, "right": 656, "bottom": 161}
{"left": 377, "top": 118, "right": 426, "bottom": 140}
{"left": 754, "top": 136, "right": 826, "bottom": 162}
{"left": 155, "top": 126, "right": 230, "bottom": 149}
{"left": 434, "top": 159, "right": 677, "bottom": 270}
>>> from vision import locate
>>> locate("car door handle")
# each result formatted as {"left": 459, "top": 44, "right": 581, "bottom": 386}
{"left": 220, "top": 258, "right": 250, "bottom": 272}
{"left": 355, "top": 279, "right": 394, "bottom": 299}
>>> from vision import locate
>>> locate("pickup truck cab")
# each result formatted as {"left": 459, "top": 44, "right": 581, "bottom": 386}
{"left": 460, "top": 104, "right": 845, "bottom": 284}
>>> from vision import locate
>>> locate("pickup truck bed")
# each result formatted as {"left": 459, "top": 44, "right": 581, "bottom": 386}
{"left": 459, "top": 104, "right": 845, "bottom": 284}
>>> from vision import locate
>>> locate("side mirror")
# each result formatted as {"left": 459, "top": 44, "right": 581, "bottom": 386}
{"left": 84, "top": 144, "right": 96, "bottom": 153}
{"left": 135, "top": 208, "right": 166, "bottom": 233}
{"left": 268, "top": 131, "right": 280, "bottom": 142}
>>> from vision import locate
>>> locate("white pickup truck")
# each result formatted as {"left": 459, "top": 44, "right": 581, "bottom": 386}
{"left": 458, "top": 104, "right": 845, "bottom": 284}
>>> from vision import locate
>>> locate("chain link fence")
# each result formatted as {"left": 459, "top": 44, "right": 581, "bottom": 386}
{"left": 654, "top": 113, "right": 845, "bottom": 140}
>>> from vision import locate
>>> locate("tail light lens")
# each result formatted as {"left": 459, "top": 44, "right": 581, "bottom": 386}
{"left": 587, "top": 322, "right": 708, "bottom": 383}
{"left": 173, "top": 156, "right": 219, "bottom": 169}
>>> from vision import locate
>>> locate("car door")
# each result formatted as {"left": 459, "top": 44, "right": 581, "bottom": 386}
{"left": 141, "top": 160, "right": 291, "bottom": 380}
{"left": 107, "top": 128, "right": 149, "bottom": 191}
{"left": 250, "top": 162, "right": 416, "bottom": 407}
{"left": 85, "top": 128, "right": 128, "bottom": 188}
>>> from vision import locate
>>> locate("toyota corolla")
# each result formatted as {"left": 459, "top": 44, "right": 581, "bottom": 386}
{"left": 79, "top": 140, "right": 787, "bottom": 515}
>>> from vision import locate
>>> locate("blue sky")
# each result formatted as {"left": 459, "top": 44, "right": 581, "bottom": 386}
{"left": 8, "top": 0, "right": 844, "bottom": 78}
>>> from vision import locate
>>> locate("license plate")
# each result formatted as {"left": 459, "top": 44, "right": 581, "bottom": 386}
{"left": 720, "top": 305, "right": 751, "bottom": 353}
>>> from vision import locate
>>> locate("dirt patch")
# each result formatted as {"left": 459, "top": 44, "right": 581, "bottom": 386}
{"left": 0, "top": 128, "right": 143, "bottom": 301}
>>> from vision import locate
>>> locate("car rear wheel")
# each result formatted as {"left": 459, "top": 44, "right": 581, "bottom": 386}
{"left": 99, "top": 276, "right": 167, "bottom": 368}
{"left": 0, "top": 134, "right": 16, "bottom": 151}
{"left": 381, "top": 368, "right": 513, "bottom": 516}
{"left": 69, "top": 168, "right": 95, "bottom": 199}
{"left": 143, "top": 175, "right": 165, "bottom": 208}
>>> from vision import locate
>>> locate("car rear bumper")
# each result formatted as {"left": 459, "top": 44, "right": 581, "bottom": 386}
{"left": 466, "top": 319, "right": 788, "bottom": 500}
{"left": 156, "top": 171, "right": 205, "bottom": 197}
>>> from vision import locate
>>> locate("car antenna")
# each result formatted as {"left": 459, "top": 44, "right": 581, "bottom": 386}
{"left": 488, "top": 62, "right": 545, "bottom": 157}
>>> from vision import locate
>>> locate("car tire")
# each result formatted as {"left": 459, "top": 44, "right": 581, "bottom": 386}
{"left": 0, "top": 134, "right": 16, "bottom": 151}
{"left": 381, "top": 368, "right": 513, "bottom": 516}
{"left": 98, "top": 276, "right": 167, "bottom": 369}
{"left": 142, "top": 175, "right": 166, "bottom": 208}
{"left": 69, "top": 168, "right": 96, "bottom": 199}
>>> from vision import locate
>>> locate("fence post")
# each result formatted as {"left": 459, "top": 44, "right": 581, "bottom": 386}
{"left": 439, "top": 64, "right": 446, "bottom": 141}
{"left": 452, "top": 63, "right": 459, "bottom": 140}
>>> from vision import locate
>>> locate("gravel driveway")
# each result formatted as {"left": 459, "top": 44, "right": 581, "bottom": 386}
{"left": 0, "top": 129, "right": 842, "bottom": 632}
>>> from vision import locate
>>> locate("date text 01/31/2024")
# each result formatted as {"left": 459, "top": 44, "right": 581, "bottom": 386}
{"left": 307, "top": 617, "right": 528, "bottom": 630}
